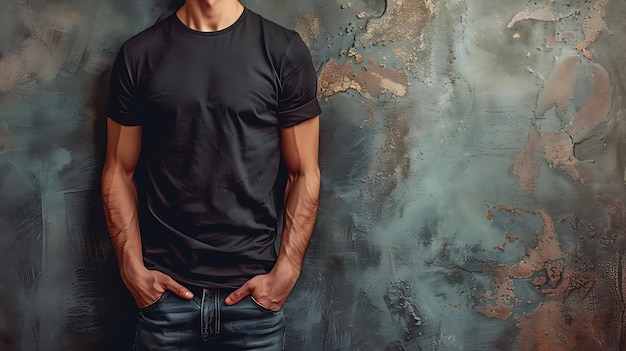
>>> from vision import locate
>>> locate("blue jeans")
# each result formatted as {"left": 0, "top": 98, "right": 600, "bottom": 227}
{"left": 133, "top": 288, "right": 285, "bottom": 351}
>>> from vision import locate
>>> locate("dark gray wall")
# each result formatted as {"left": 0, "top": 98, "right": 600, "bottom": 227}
{"left": 1, "top": 0, "right": 625, "bottom": 350}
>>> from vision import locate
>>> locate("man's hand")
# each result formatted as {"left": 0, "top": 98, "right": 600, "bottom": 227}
{"left": 224, "top": 265, "right": 299, "bottom": 311}
{"left": 121, "top": 265, "right": 194, "bottom": 308}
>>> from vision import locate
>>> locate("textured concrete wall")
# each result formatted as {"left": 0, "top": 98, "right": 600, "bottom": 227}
{"left": 1, "top": 0, "right": 625, "bottom": 350}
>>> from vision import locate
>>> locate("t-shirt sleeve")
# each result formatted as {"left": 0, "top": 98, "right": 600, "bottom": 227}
{"left": 106, "top": 45, "right": 142, "bottom": 126}
{"left": 277, "top": 32, "right": 321, "bottom": 128}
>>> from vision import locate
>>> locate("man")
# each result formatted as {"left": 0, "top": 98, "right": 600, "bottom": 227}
{"left": 101, "top": 0, "right": 320, "bottom": 349}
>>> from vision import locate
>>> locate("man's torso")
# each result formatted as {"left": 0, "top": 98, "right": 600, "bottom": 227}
{"left": 107, "top": 8, "right": 320, "bottom": 288}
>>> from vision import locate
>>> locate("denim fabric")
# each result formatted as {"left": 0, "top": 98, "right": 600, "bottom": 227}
{"left": 134, "top": 288, "right": 285, "bottom": 351}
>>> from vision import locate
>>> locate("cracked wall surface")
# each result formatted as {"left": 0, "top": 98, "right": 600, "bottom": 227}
{"left": 1, "top": 0, "right": 626, "bottom": 350}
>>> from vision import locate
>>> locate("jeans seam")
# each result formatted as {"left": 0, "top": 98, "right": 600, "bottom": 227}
{"left": 280, "top": 311, "right": 286, "bottom": 350}
{"left": 215, "top": 290, "right": 221, "bottom": 337}
{"left": 201, "top": 289, "right": 208, "bottom": 341}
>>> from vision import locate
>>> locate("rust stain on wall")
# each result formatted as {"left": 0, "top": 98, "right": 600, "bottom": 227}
{"left": 514, "top": 242, "right": 617, "bottom": 349}
{"left": 317, "top": 61, "right": 362, "bottom": 100}
{"left": 508, "top": 210, "right": 563, "bottom": 279}
{"left": 507, "top": 0, "right": 569, "bottom": 29}
{"left": 511, "top": 126, "right": 541, "bottom": 194}
{"left": 535, "top": 56, "right": 580, "bottom": 118}
{"left": 475, "top": 205, "right": 603, "bottom": 326}
{"left": 565, "top": 63, "right": 612, "bottom": 143}
{"left": 595, "top": 196, "right": 625, "bottom": 243}
{"left": 507, "top": 0, "right": 611, "bottom": 60}
{"left": 541, "top": 131, "right": 580, "bottom": 179}
{"left": 475, "top": 200, "right": 626, "bottom": 349}
{"left": 358, "top": 0, "right": 434, "bottom": 75}
{"left": 576, "top": 0, "right": 610, "bottom": 59}
{"left": 512, "top": 55, "right": 613, "bottom": 192}
{"left": 317, "top": 59, "right": 408, "bottom": 100}
{"left": 516, "top": 302, "right": 606, "bottom": 351}
{"left": 475, "top": 264, "right": 517, "bottom": 319}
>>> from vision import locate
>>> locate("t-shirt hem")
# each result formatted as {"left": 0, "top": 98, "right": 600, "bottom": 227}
{"left": 146, "top": 265, "right": 243, "bottom": 290}
{"left": 106, "top": 110, "right": 141, "bottom": 126}
{"left": 279, "top": 98, "right": 321, "bottom": 128}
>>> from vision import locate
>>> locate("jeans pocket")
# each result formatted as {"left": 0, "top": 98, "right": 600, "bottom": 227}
{"left": 249, "top": 295, "right": 281, "bottom": 313}
{"left": 139, "top": 291, "right": 170, "bottom": 314}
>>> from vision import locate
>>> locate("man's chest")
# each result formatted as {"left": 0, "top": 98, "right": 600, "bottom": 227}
{"left": 140, "top": 47, "right": 279, "bottom": 119}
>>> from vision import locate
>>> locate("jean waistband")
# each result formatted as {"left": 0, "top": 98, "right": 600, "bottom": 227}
{"left": 186, "top": 285, "right": 237, "bottom": 296}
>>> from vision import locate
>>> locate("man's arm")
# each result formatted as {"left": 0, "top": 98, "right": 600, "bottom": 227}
{"left": 225, "top": 116, "right": 320, "bottom": 310}
{"left": 102, "top": 118, "right": 193, "bottom": 307}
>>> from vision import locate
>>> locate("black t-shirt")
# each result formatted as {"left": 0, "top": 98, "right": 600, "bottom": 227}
{"left": 106, "top": 8, "right": 321, "bottom": 289}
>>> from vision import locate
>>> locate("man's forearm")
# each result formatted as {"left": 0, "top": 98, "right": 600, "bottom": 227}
{"left": 275, "top": 169, "right": 320, "bottom": 277}
{"left": 101, "top": 168, "right": 144, "bottom": 272}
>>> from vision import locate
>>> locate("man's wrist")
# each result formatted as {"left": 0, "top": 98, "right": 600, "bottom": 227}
{"left": 118, "top": 254, "right": 146, "bottom": 276}
{"left": 273, "top": 258, "right": 301, "bottom": 280}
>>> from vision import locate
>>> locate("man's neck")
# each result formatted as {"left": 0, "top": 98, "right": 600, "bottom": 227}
{"left": 177, "top": 0, "right": 244, "bottom": 32}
